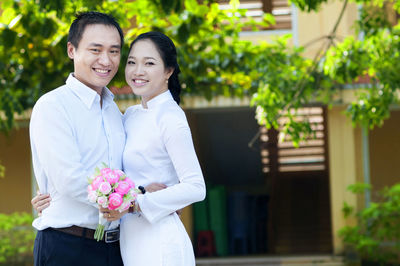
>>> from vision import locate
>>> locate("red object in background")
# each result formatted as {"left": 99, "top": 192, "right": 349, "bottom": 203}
{"left": 196, "top": 230, "right": 216, "bottom": 257}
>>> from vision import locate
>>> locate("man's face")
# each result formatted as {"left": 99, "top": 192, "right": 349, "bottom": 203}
{"left": 67, "top": 24, "right": 121, "bottom": 93}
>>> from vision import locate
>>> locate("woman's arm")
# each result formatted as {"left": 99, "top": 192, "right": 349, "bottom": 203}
{"left": 136, "top": 109, "right": 206, "bottom": 224}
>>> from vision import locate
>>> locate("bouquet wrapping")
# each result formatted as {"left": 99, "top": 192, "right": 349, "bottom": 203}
{"left": 87, "top": 163, "right": 138, "bottom": 241}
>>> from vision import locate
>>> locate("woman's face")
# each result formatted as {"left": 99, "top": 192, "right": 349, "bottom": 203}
{"left": 125, "top": 39, "right": 173, "bottom": 106}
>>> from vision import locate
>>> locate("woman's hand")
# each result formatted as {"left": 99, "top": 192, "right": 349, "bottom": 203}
{"left": 31, "top": 191, "right": 51, "bottom": 216}
{"left": 100, "top": 207, "right": 128, "bottom": 222}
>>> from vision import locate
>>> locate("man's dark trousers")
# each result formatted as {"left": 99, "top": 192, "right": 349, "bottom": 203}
{"left": 34, "top": 228, "right": 123, "bottom": 266}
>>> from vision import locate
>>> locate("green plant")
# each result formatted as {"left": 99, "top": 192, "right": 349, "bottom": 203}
{"left": 0, "top": 163, "right": 4, "bottom": 178}
{"left": 0, "top": 212, "right": 35, "bottom": 265}
{"left": 2, "top": 0, "right": 400, "bottom": 144}
{"left": 339, "top": 183, "right": 400, "bottom": 265}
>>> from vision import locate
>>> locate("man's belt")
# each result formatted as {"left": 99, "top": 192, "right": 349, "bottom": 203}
{"left": 52, "top": 226, "right": 119, "bottom": 243}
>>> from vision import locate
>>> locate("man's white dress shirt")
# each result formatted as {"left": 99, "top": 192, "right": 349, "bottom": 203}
{"left": 120, "top": 90, "right": 206, "bottom": 266}
{"left": 30, "top": 74, "right": 125, "bottom": 230}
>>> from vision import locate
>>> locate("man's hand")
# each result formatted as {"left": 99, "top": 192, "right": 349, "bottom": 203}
{"left": 31, "top": 191, "right": 51, "bottom": 216}
{"left": 144, "top": 182, "right": 167, "bottom": 193}
{"left": 143, "top": 183, "right": 183, "bottom": 217}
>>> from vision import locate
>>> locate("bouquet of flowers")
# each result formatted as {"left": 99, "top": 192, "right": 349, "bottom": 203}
{"left": 87, "top": 163, "right": 138, "bottom": 241}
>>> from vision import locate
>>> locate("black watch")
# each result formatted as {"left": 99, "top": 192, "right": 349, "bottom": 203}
{"left": 138, "top": 186, "right": 146, "bottom": 194}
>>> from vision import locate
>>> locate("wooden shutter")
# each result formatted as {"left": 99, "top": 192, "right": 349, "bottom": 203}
{"left": 260, "top": 106, "right": 328, "bottom": 174}
{"left": 217, "top": 0, "right": 292, "bottom": 30}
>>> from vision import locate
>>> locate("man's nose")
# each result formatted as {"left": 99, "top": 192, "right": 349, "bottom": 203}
{"left": 98, "top": 52, "right": 111, "bottom": 66}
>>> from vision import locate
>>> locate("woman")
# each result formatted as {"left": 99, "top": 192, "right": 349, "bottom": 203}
{"left": 32, "top": 32, "right": 206, "bottom": 266}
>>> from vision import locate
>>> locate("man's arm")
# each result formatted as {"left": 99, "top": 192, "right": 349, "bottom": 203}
{"left": 30, "top": 97, "right": 94, "bottom": 204}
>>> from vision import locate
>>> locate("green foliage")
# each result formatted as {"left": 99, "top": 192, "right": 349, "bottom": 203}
{"left": 0, "top": 0, "right": 131, "bottom": 132}
{"left": 339, "top": 183, "right": 400, "bottom": 264}
{"left": 289, "top": 0, "right": 329, "bottom": 12}
{"left": 0, "top": 0, "right": 275, "bottom": 128}
{"left": 251, "top": 38, "right": 319, "bottom": 145}
{"left": 1, "top": 0, "right": 400, "bottom": 143}
{"left": 0, "top": 212, "right": 35, "bottom": 265}
{"left": 0, "top": 163, "right": 4, "bottom": 178}
{"left": 124, "top": 0, "right": 274, "bottom": 99}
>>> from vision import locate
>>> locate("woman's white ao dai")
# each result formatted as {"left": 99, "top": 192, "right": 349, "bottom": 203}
{"left": 120, "top": 90, "right": 206, "bottom": 266}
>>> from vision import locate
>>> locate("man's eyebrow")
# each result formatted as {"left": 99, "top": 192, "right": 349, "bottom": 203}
{"left": 88, "top": 43, "right": 121, "bottom": 49}
{"left": 88, "top": 43, "right": 103, "bottom": 47}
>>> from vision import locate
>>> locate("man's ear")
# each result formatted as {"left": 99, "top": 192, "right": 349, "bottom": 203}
{"left": 67, "top": 42, "right": 75, "bottom": 60}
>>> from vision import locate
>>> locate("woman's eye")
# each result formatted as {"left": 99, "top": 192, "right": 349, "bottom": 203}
{"left": 127, "top": 60, "right": 135, "bottom": 65}
{"left": 146, "top": 62, "right": 155, "bottom": 65}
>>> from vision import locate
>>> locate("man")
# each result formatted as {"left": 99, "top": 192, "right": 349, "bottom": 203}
{"left": 30, "top": 11, "right": 125, "bottom": 266}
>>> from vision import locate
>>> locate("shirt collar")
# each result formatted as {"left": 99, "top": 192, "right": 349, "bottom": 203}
{"left": 66, "top": 73, "right": 115, "bottom": 109}
{"left": 145, "top": 90, "right": 173, "bottom": 109}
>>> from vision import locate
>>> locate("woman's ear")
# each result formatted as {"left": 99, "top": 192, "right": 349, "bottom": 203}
{"left": 166, "top": 67, "right": 174, "bottom": 79}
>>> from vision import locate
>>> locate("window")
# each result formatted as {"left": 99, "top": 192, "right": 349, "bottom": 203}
{"left": 218, "top": 0, "right": 292, "bottom": 30}
{"left": 260, "top": 107, "right": 328, "bottom": 174}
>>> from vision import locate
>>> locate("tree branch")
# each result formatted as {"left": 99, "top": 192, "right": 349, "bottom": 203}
{"left": 277, "top": 0, "right": 349, "bottom": 119}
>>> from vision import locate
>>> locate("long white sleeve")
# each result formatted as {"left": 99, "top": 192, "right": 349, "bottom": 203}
{"left": 31, "top": 97, "right": 92, "bottom": 202}
{"left": 136, "top": 109, "right": 206, "bottom": 223}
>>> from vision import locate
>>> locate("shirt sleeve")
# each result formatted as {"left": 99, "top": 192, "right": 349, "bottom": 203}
{"left": 136, "top": 107, "right": 206, "bottom": 224}
{"left": 30, "top": 96, "right": 94, "bottom": 205}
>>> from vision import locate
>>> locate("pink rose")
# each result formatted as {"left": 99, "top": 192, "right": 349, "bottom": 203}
{"left": 125, "top": 177, "right": 135, "bottom": 189}
{"left": 105, "top": 172, "right": 119, "bottom": 185}
{"left": 108, "top": 193, "right": 123, "bottom": 210}
{"left": 91, "top": 175, "right": 104, "bottom": 190}
{"left": 115, "top": 181, "right": 131, "bottom": 196}
{"left": 99, "top": 182, "right": 112, "bottom": 195}
{"left": 88, "top": 190, "right": 98, "bottom": 203}
{"left": 97, "top": 196, "right": 108, "bottom": 208}
{"left": 100, "top": 168, "right": 112, "bottom": 176}
{"left": 118, "top": 200, "right": 131, "bottom": 211}
{"left": 114, "top": 169, "right": 125, "bottom": 179}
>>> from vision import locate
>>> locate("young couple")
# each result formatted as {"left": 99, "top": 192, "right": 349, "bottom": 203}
{"left": 30, "top": 11, "right": 205, "bottom": 266}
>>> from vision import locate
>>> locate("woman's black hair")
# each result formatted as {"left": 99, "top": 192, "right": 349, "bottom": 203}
{"left": 129, "top": 32, "right": 181, "bottom": 104}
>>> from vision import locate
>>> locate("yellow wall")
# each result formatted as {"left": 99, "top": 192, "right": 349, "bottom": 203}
{"left": 297, "top": 1, "right": 358, "bottom": 58}
{"left": 327, "top": 107, "right": 400, "bottom": 253}
{"left": 369, "top": 110, "right": 400, "bottom": 198}
{"left": 327, "top": 106, "right": 363, "bottom": 254}
{"left": 0, "top": 124, "right": 32, "bottom": 213}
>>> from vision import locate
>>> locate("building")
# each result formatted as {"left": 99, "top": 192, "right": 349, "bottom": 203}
{"left": 0, "top": 0, "right": 399, "bottom": 263}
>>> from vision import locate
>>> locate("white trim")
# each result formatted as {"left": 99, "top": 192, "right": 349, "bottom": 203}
{"left": 239, "top": 29, "right": 292, "bottom": 37}
{"left": 31, "top": 155, "right": 38, "bottom": 217}
{"left": 291, "top": 3, "right": 299, "bottom": 46}
{"left": 362, "top": 126, "right": 371, "bottom": 207}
